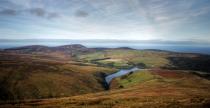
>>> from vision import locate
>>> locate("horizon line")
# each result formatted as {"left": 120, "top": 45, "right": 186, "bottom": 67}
{"left": 0, "top": 38, "right": 209, "bottom": 44}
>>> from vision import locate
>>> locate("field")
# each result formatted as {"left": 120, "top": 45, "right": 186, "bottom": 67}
{"left": 78, "top": 49, "right": 210, "bottom": 72}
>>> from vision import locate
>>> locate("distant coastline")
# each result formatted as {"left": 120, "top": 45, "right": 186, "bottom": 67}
{"left": 1, "top": 40, "right": 210, "bottom": 55}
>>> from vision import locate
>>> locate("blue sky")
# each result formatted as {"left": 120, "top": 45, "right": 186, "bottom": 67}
{"left": 0, "top": 0, "right": 210, "bottom": 42}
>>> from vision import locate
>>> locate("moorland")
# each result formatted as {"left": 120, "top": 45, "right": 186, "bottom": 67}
{"left": 0, "top": 44, "right": 210, "bottom": 107}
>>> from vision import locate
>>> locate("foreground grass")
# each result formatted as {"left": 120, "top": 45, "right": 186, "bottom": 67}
{"left": 1, "top": 69, "right": 210, "bottom": 108}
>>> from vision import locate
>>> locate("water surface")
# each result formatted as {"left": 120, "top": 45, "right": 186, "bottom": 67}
{"left": 105, "top": 67, "right": 140, "bottom": 84}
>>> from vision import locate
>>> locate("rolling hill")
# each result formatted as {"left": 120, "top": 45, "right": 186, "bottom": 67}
{"left": 0, "top": 44, "right": 210, "bottom": 107}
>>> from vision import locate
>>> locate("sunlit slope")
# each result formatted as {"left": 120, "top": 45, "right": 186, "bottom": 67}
{"left": 78, "top": 49, "right": 210, "bottom": 72}
{"left": 78, "top": 49, "right": 170, "bottom": 68}
{"left": 110, "top": 69, "right": 210, "bottom": 89}
{"left": 3, "top": 69, "right": 210, "bottom": 108}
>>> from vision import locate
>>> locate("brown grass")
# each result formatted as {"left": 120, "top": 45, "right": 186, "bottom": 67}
{"left": 0, "top": 52, "right": 115, "bottom": 100}
{"left": 1, "top": 69, "right": 210, "bottom": 107}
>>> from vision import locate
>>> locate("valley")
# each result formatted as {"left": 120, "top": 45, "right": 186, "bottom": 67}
{"left": 0, "top": 44, "right": 210, "bottom": 107}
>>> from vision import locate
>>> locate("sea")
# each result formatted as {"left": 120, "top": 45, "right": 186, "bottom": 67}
{"left": 0, "top": 39, "right": 210, "bottom": 55}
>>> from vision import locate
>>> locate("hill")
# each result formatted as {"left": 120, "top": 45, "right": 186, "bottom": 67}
{"left": 0, "top": 44, "right": 210, "bottom": 107}
{"left": 4, "top": 44, "right": 96, "bottom": 61}
{"left": 0, "top": 51, "right": 115, "bottom": 100}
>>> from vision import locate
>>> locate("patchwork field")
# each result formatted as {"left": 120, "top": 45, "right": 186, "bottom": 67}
{"left": 78, "top": 49, "right": 210, "bottom": 72}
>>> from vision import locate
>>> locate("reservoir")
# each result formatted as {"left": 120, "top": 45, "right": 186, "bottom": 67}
{"left": 105, "top": 67, "right": 140, "bottom": 84}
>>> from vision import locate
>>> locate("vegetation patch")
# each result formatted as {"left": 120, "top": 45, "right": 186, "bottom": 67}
{"left": 112, "top": 70, "right": 155, "bottom": 88}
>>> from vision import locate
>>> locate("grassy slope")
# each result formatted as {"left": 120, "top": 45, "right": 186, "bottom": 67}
{"left": 0, "top": 52, "right": 115, "bottom": 100}
{"left": 1, "top": 48, "right": 210, "bottom": 107}
{"left": 111, "top": 70, "right": 155, "bottom": 88}
{"left": 78, "top": 49, "right": 210, "bottom": 72}
{"left": 2, "top": 69, "right": 210, "bottom": 108}
{"left": 110, "top": 69, "right": 210, "bottom": 89}
{"left": 78, "top": 49, "right": 170, "bottom": 68}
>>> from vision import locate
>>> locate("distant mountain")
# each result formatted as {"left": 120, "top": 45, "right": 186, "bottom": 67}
{"left": 115, "top": 47, "right": 134, "bottom": 50}
{"left": 56, "top": 44, "right": 87, "bottom": 50}
{"left": 4, "top": 44, "right": 136, "bottom": 56}
{"left": 54, "top": 44, "right": 93, "bottom": 55}
{"left": 5, "top": 45, "right": 51, "bottom": 53}
{"left": 4, "top": 44, "right": 94, "bottom": 56}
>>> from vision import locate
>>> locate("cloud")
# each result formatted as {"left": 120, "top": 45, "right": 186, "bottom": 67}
{"left": 138, "top": 0, "right": 210, "bottom": 24}
{"left": 75, "top": 10, "right": 89, "bottom": 17}
{"left": 47, "top": 12, "right": 60, "bottom": 19}
{"left": 0, "top": 9, "right": 17, "bottom": 16}
{"left": 0, "top": 0, "right": 210, "bottom": 41}
{"left": 28, "top": 8, "right": 60, "bottom": 19}
{"left": 29, "top": 8, "right": 46, "bottom": 17}
{"left": 0, "top": 7, "right": 60, "bottom": 19}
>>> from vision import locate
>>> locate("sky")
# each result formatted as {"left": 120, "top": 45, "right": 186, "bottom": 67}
{"left": 0, "top": 0, "right": 210, "bottom": 42}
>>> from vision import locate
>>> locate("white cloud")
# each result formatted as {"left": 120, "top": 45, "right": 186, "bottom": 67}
{"left": 0, "top": 0, "right": 210, "bottom": 41}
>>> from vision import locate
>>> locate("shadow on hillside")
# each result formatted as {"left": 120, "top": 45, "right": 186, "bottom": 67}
{"left": 164, "top": 55, "right": 210, "bottom": 73}
{"left": 94, "top": 72, "right": 109, "bottom": 90}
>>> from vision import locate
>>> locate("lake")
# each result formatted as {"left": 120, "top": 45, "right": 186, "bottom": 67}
{"left": 105, "top": 67, "right": 140, "bottom": 84}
